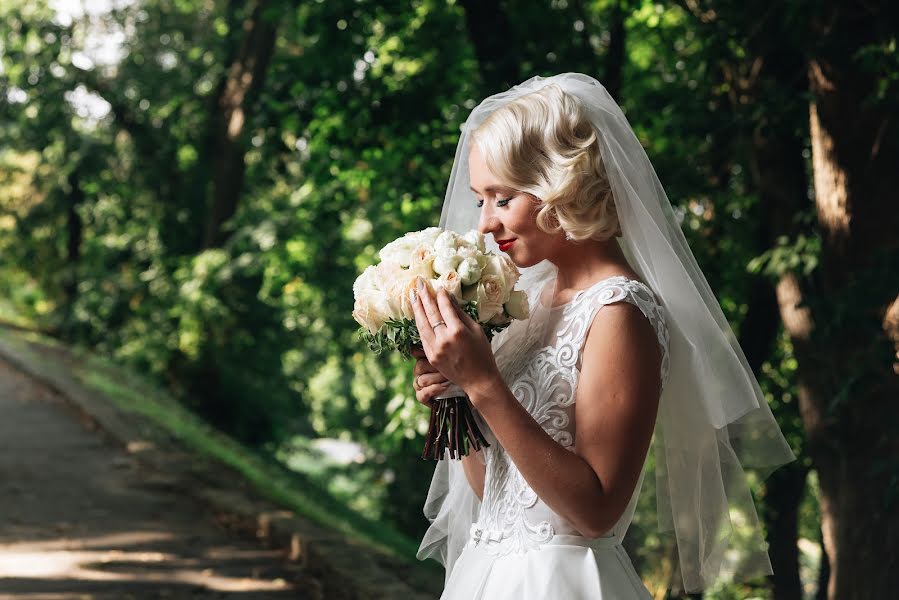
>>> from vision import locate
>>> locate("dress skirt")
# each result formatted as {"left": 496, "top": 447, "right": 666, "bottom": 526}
{"left": 440, "top": 533, "right": 653, "bottom": 600}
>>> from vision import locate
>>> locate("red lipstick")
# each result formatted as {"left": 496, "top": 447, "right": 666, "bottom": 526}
{"left": 497, "top": 238, "right": 516, "bottom": 252}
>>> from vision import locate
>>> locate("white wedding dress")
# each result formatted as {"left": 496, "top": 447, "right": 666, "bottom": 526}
{"left": 439, "top": 275, "right": 671, "bottom": 599}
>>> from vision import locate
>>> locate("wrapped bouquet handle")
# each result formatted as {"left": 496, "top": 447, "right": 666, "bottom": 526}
{"left": 420, "top": 380, "right": 491, "bottom": 460}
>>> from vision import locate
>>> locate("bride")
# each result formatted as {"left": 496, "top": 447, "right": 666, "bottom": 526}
{"left": 408, "top": 73, "right": 795, "bottom": 598}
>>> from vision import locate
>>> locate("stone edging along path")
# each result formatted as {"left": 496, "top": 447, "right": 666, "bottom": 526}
{"left": 0, "top": 327, "right": 443, "bottom": 600}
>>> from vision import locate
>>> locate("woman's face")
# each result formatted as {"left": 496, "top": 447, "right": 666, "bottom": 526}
{"left": 468, "top": 144, "right": 561, "bottom": 267}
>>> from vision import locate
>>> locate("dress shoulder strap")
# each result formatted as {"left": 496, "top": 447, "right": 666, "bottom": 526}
{"left": 574, "top": 276, "right": 671, "bottom": 389}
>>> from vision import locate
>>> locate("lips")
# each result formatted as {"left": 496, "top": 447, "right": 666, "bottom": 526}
{"left": 497, "top": 238, "right": 516, "bottom": 251}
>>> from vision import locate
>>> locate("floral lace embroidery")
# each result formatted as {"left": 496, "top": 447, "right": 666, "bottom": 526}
{"left": 472, "top": 276, "right": 670, "bottom": 557}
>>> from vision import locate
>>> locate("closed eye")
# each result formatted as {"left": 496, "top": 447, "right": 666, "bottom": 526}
{"left": 476, "top": 196, "right": 513, "bottom": 208}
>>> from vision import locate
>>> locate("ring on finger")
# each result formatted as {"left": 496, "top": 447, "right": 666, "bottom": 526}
{"left": 431, "top": 320, "right": 446, "bottom": 329}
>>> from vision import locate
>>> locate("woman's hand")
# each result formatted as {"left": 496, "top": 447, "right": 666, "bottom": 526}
{"left": 409, "top": 276, "right": 500, "bottom": 400}
{"left": 411, "top": 345, "right": 451, "bottom": 406}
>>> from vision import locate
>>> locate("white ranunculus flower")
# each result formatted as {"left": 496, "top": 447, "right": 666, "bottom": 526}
{"left": 462, "top": 230, "right": 486, "bottom": 253}
{"left": 414, "top": 227, "right": 443, "bottom": 247}
{"left": 504, "top": 289, "right": 529, "bottom": 320}
{"left": 457, "top": 258, "right": 482, "bottom": 286}
{"left": 475, "top": 275, "right": 505, "bottom": 322}
{"left": 433, "top": 270, "right": 463, "bottom": 302}
{"left": 434, "top": 230, "right": 461, "bottom": 252}
{"left": 433, "top": 247, "right": 462, "bottom": 276}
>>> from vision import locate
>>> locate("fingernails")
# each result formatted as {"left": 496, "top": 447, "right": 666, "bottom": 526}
{"left": 409, "top": 287, "right": 417, "bottom": 303}
{"left": 416, "top": 277, "right": 425, "bottom": 291}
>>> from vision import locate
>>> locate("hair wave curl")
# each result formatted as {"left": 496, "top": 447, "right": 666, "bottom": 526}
{"left": 471, "top": 83, "right": 621, "bottom": 241}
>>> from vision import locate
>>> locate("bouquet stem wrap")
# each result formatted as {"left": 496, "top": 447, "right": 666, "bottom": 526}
{"left": 420, "top": 382, "right": 491, "bottom": 460}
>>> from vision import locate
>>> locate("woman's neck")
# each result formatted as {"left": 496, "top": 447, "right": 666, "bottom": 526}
{"left": 548, "top": 237, "right": 638, "bottom": 292}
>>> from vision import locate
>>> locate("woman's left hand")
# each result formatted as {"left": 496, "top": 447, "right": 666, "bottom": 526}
{"left": 410, "top": 276, "right": 499, "bottom": 397}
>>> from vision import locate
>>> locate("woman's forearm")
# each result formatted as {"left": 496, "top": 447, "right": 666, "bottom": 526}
{"left": 461, "top": 450, "right": 486, "bottom": 500}
{"left": 466, "top": 379, "right": 611, "bottom": 537}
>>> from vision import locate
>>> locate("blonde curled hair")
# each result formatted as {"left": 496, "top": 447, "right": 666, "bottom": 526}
{"left": 470, "top": 84, "right": 621, "bottom": 241}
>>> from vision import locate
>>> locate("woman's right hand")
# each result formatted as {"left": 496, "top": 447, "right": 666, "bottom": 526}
{"left": 411, "top": 345, "right": 451, "bottom": 406}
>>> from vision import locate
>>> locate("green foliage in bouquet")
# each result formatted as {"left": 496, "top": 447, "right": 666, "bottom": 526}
{"left": 359, "top": 300, "right": 512, "bottom": 361}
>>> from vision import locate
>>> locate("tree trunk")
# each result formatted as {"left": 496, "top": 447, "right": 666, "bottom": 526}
{"left": 792, "top": 2, "right": 899, "bottom": 598}
{"left": 203, "top": 0, "right": 279, "bottom": 249}
{"left": 459, "top": 0, "right": 520, "bottom": 92}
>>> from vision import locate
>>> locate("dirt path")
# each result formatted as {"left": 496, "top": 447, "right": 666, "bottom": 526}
{"left": 0, "top": 357, "right": 316, "bottom": 599}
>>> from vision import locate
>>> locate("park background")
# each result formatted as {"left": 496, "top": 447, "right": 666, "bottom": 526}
{"left": 0, "top": 1, "right": 896, "bottom": 599}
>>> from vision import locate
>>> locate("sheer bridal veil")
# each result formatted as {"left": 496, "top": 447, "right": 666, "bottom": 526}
{"left": 416, "top": 73, "right": 796, "bottom": 593}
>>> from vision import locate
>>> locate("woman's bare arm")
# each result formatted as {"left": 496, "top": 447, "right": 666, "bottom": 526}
{"left": 461, "top": 449, "right": 486, "bottom": 500}
{"left": 466, "top": 301, "right": 662, "bottom": 537}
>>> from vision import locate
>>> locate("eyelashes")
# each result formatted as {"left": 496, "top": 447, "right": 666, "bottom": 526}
{"left": 476, "top": 197, "right": 513, "bottom": 208}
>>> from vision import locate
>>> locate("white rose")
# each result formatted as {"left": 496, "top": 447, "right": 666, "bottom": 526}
{"left": 433, "top": 248, "right": 462, "bottom": 276}
{"left": 378, "top": 234, "right": 419, "bottom": 267}
{"left": 475, "top": 275, "right": 505, "bottom": 322}
{"left": 457, "top": 258, "right": 482, "bottom": 286}
{"left": 462, "top": 230, "right": 486, "bottom": 253}
{"left": 352, "top": 265, "right": 380, "bottom": 298}
{"left": 433, "top": 270, "right": 463, "bottom": 302}
{"left": 504, "top": 289, "right": 529, "bottom": 320}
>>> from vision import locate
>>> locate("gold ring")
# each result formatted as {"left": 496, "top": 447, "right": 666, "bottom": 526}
{"left": 432, "top": 320, "right": 446, "bottom": 329}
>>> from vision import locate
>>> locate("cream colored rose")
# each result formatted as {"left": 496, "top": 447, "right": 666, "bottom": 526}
{"left": 408, "top": 245, "right": 436, "bottom": 279}
{"left": 487, "top": 310, "right": 512, "bottom": 326}
{"left": 386, "top": 268, "right": 420, "bottom": 320}
{"left": 504, "top": 289, "right": 529, "bottom": 320}
{"left": 475, "top": 275, "right": 505, "bottom": 322}
{"left": 352, "top": 296, "right": 389, "bottom": 334}
{"left": 433, "top": 269, "right": 463, "bottom": 302}
{"left": 498, "top": 254, "right": 520, "bottom": 290}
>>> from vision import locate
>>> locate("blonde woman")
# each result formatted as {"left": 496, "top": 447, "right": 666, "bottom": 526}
{"left": 410, "top": 74, "right": 795, "bottom": 598}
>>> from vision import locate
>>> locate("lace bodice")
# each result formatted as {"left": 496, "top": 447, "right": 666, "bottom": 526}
{"left": 470, "top": 275, "right": 670, "bottom": 557}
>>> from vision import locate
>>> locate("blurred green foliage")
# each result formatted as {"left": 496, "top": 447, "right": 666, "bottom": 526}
{"left": 8, "top": 0, "right": 894, "bottom": 597}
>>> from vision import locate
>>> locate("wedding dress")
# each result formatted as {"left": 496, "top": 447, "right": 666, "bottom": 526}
{"left": 439, "top": 274, "right": 670, "bottom": 599}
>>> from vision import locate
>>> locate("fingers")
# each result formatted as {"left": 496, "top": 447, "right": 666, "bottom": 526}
{"left": 415, "top": 372, "right": 449, "bottom": 389}
{"left": 414, "top": 357, "right": 440, "bottom": 377}
{"left": 416, "top": 380, "right": 451, "bottom": 406}
{"left": 415, "top": 278, "right": 446, "bottom": 330}
{"left": 410, "top": 281, "right": 434, "bottom": 351}
{"left": 435, "top": 288, "right": 474, "bottom": 333}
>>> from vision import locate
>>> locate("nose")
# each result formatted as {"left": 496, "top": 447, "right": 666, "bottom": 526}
{"left": 478, "top": 207, "right": 500, "bottom": 236}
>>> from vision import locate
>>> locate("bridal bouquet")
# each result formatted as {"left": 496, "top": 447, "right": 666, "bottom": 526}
{"left": 352, "top": 227, "right": 529, "bottom": 460}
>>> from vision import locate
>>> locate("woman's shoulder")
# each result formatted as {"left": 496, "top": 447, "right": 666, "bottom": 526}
{"left": 576, "top": 275, "right": 671, "bottom": 388}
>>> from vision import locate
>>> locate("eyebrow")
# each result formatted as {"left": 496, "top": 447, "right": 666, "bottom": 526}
{"left": 469, "top": 184, "right": 513, "bottom": 194}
